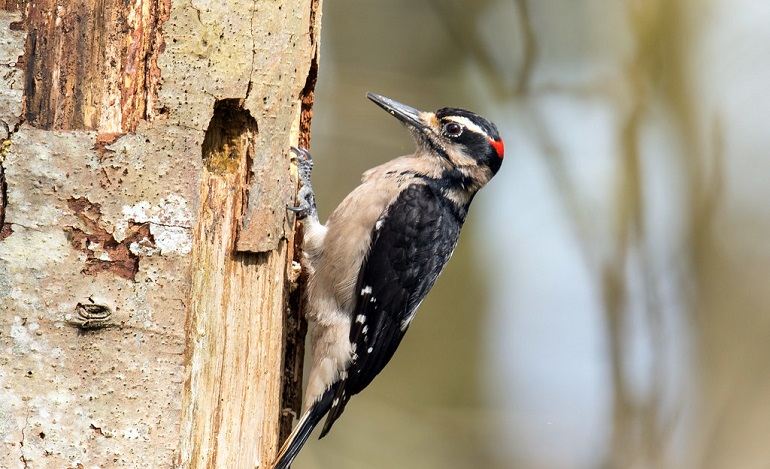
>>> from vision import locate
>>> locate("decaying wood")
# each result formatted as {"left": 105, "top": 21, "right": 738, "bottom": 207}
{"left": 22, "top": 0, "right": 168, "bottom": 132}
{"left": 0, "top": 0, "right": 321, "bottom": 467}
{"left": 176, "top": 100, "right": 286, "bottom": 468}
{"left": 234, "top": 0, "right": 323, "bottom": 253}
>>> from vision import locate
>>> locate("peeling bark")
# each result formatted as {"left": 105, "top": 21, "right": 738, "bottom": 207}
{"left": 297, "top": 0, "right": 321, "bottom": 150}
{"left": 64, "top": 196, "right": 155, "bottom": 281}
{"left": 234, "top": 0, "right": 323, "bottom": 253}
{"left": 178, "top": 98, "right": 283, "bottom": 468}
{"left": 280, "top": 235, "right": 308, "bottom": 444}
{"left": 0, "top": 157, "right": 6, "bottom": 235}
{"left": 0, "top": 0, "right": 24, "bottom": 12}
{"left": 22, "top": 0, "right": 169, "bottom": 132}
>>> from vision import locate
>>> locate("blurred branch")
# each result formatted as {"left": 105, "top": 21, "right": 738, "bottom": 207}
{"left": 427, "top": 0, "right": 538, "bottom": 97}
{"left": 523, "top": 1, "right": 702, "bottom": 467}
{"left": 689, "top": 115, "right": 724, "bottom": 269}
{"left": 512, "top": 0, "right": 537, "bottom": 95}
{"left": 526, "top": 107, "right": 599, "bottom": 266}
{"left": 601, "top": 2, "right": 665, "bottom": 467}
{"left": 603, "top": 1, "right": 709, "bottom": 467}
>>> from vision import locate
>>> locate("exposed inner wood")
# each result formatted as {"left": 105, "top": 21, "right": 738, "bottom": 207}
{"left": 64, "top": 196, "right": 154, "bottom": 281}
{"left": 21, "top": 0, "right": 169, "bottom": 132}
{"left": 180, "top": 100, "right": 291, "bottom": 468}
{"left": 0, "top": 0, "right": 25, "bottom": 12}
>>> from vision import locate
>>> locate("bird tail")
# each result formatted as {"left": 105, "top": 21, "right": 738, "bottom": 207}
{"left": 271, "top": 389, "right": 334, "bottom": 469}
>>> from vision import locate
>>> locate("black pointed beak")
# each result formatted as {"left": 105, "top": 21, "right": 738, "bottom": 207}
{"left": 367, "top": 92, "right": 426, "bottom": 130}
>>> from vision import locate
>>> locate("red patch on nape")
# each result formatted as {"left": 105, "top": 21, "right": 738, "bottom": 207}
{"left": 489, "top": 138, "right": 504, "bottom": 159}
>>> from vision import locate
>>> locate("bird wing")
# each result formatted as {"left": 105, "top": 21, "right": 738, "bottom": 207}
{"left": 319, "top": 182, "right": 465, "bottom": 437}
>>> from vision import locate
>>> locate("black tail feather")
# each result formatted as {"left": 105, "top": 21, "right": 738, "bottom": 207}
{"left": 318, "top": 384, "right": 350, "bottom": 438}
{"left": 271, "top": 389, "right": 334, "bottom": 469}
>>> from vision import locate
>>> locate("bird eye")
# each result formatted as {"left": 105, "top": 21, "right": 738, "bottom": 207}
{"left": 442, "top": 122, "right": 463, "bottom": 138}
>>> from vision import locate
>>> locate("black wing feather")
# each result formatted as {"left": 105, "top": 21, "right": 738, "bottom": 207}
{"left": 319, "top": 183, "right": 465, "bottom": 437}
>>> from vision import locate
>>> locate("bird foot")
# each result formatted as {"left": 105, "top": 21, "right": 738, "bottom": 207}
{"left": 289, "top": 147, "right": 318, "bottom": 221}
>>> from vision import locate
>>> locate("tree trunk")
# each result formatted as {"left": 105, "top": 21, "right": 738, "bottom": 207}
{"left": 0, "top": 0, "right": 320, "bottom": 467}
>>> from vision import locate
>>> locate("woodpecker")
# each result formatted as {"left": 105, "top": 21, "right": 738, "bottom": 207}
{"left": 273, "top": 92, "right": 504, "bottom": 469}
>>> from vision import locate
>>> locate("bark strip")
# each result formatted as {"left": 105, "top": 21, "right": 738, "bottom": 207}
{"left": 21, "top": 0, "right": 169, "bottom": 132}
{"left": 178, "top": 100, "right": 292, "bottom": 468}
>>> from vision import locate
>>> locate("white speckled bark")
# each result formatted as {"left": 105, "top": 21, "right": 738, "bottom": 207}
{"left": 0, "top": 0, "right": 321, "bottom": 467}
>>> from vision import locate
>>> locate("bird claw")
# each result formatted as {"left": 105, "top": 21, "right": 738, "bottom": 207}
{"left": 287, "top": 204, "right": 311, "bottom": 219}
{"left": 291, "top": 146, "right": 313, "bottom": 187}
{"left": 289, "top": 147, "right": 318, "bottom": 221}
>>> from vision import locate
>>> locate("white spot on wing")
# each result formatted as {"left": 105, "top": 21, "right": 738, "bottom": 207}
{"left": 362, "top": 325, "right": 368, "bottom": 334}
{"left": 375, "top": 219, "right": 383, "bottom": 230}
{"left": 361, "top": 285, "right": 372, "bottom": 295}
{"left": 367, "top": 347, "right": 373, "bottom": 353}
{"left": 356, "top": 314, "right": 366, "bottom": 324}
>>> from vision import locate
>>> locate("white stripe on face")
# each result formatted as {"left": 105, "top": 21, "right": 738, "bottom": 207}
{"left": 445, "top": 116, "right": 487, "bottom": 137}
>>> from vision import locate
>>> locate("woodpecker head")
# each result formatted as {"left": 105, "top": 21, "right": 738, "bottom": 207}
{"left": 367, "top": 92, "right": 504, "bottom": 186}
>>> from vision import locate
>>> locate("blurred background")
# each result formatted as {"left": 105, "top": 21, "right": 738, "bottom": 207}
{"left": 296, "top": 1, "right": 770, "bottom": 468}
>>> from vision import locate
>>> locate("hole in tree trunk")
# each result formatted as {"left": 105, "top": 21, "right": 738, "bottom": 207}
{"left": 201, "top": 99, "right": 258, "bottom": 176}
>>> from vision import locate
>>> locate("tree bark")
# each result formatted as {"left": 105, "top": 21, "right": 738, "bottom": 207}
{"left": 0, "top": 0, "right": 320, "bottom": 467}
